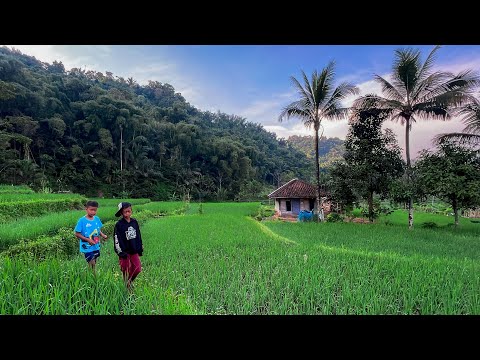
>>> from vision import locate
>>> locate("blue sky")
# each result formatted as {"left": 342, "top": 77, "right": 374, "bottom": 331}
{"left": 5, "top": 45, "right": 480, "bottom": 158}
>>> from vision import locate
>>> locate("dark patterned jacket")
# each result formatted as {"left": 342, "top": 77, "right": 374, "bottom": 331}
{"left": 114, "top": 217, "right": 143, "bottom": 258}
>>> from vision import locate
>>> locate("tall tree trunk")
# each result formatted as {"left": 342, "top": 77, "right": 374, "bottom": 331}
{"left": 120, "top": 126, "right": 123, "bottom": 172}
{"left": 405, "top": 117, "right": 414, "bottom": 229}
{"left": 314, "top": 126, "right": 324, "bottom": 222}
{"left": 368, "top": 190, "right": 374, "bottom": 222}
{"left": 453, "top": 197, "right": 459, "bottom": 226}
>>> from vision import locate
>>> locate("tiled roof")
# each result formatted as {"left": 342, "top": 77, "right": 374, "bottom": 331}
{"left": 268, "top": 178, "right": 328, "bottom": 198}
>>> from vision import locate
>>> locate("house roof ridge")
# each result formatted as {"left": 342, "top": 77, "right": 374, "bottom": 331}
{"left": 267, "top": 178, "right": 298, "bottom": 197}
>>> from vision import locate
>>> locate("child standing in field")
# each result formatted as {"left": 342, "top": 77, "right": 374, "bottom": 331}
{"left": 114, "top": 202, "right": 143, "bottom": 290}
{"left": 74, "top": 200, "right": 108, "bottom": 275}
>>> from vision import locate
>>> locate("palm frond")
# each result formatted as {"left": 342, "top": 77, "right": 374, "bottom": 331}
{"left": 434, "top": 132, "right": 480, "bottom": 147}
{"left": 301, "top": 70, "right": 316, "bottom": 104}
{"left": 412, "top": 101, "right": 451, "bottom": 120}
{"left": 392, "top": 48, "right": 421, "bottom": 98}
{"left": 416, "top": 45, "right": 441, "bottom": 84}
{"left": 373, "top": 74, "right": 404, "bottom": 102}
{"left": 323, "top": 82, "right": 359, "bottom": 115}
{"left": 278, "top": 101, "right": 311, "bottom": 122}
{"left": 458, "top": 99, "right": 480, "bottom": 133}
{"left": 391, "top": 113, "right": 407, "bottom": 126}
{"left": 443, "top": 69, "right": 480, "bottom": 92}
{"left": 412, "top": 71, "right": 451, "bottom": 103}
{"left": 290, "top": 74, "right": 312, "bottom": 104}
{"left": 314, "top": 61, "right": 335, "bottom": 108}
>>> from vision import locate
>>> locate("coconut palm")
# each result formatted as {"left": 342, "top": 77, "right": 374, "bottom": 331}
{"left": 279, "top": 61, "right": 359, "bottom": 221}
{"left": 353, "top": 45, "right": 479, "bottom": 229}
{"left": 434, "top": 97, "right": 480, "bottom": 147}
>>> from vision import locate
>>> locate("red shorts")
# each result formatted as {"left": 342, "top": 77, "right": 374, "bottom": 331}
{"left": 119, "top": 253, "right": 142, "bottom": 281}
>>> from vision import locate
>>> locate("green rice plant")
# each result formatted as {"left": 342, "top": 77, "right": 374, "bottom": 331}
{"left": 0, "top": 198, "right": 87, "bottom": 223}
{"left": 0, "top": 185, "right": 35, "bottom": 194}
{"left": 135, "top": 201, "right": 189, "bottom": 216}
{"left": 0, "top": 193, "right": 86, "bottom": 203}
{"left": 90, "top": 198, "right": 151, "bottom": 207}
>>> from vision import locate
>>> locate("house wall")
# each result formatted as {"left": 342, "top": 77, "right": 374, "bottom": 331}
{"left": 300, "top": 198, "right": 315, "bottom": 211}
{"left": 274, "top": 198, "right": 333, "bottom": 216}
{"left": 464, "top": 209, "right": 480, "bottom": 218}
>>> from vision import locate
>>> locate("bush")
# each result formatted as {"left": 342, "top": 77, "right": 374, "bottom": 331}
{"left": 351, "top": 208, "right": 362, "bottom": 217}
{"left": 326, "top": 213, "right": 344, "bottom": 223}
{"left": 252, "top": 205, "right": 275, "bottom": 221}
{"left": 422, "top": 221, "right": 438, "bottom": 229}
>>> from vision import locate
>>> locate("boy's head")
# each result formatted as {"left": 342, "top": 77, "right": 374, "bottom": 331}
{"left": 115, "top": 202, "right": 132, "bottom": 217}
{"left": 85, "top": 200, "right": 99, "bottom": 218}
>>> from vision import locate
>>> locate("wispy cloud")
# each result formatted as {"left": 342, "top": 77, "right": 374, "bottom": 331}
{"left": 240, "top": 92, "right": 294, "bottom": 120}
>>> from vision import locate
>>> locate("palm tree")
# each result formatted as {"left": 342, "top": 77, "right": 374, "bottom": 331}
{"left": 434, "top": 97, "right": 480, "bottom": 147}
{"left": 353, "top": 46, "right": 479, "bottom": 229}
{"left": 279, "top": 61, "right": 359, "bottom": 221}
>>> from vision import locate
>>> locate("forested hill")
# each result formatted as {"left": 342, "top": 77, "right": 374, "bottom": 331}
{"left": 0, "top": 46, "right": 312, "bottom": 200}
{"left": 288, "top": 135, "right": 344, "bottom": 169}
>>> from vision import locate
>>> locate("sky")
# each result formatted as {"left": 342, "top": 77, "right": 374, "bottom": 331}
{"left": 5, "top": 45, "right": 480, "bottom": 159}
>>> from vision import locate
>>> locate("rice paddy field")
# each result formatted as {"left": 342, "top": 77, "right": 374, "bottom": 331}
{"left": 0, "top": 188, "right": 478, "bottom": 315}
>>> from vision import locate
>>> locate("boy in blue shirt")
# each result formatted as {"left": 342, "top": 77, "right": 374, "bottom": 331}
{"left": 74, "top": 200, "right": 108, "bottom": 275}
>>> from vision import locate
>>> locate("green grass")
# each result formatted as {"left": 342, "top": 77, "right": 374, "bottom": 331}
{"left": 264, "top": 220, "right": 480, "bottom": 261}
{"left": 90, "top": 198, "right": 151, "bottom": 207}
{"left": 1, "top": 202, "right": 478, "bottom": 314}
{"left": 0, "top": 193, "right": 85, "bottom": 203}
{"left": 135, "top": 201, "right": 188, "bottom": 214}
{"left": 380, "top": 209, "right": 479, "bottom": 228}
{"left": 0, "top": 185, "right": 35, "bottom": 194}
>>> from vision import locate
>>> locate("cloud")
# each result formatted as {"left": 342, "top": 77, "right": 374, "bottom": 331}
{"left": 241, "top": 96, "right": 288, "bottom": 120}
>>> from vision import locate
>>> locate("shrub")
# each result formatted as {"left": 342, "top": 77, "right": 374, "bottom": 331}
{"left": 326, "top": 213, "right": 343, "bottom": 223}
{"left": 251, "top": 205, "right": 275, "bottom": 221}
{"left": 422, "top": 221, "right": 438, "bottom": 229}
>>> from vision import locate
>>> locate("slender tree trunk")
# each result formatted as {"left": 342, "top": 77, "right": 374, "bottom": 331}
{"left": 314, "top": 126, "right": 324, "bottom": 222}
{"left": 405, "top": 117, "right": 414, "bottom": 229}
{"left": 453, "top": 197, "right": 459, "bottom": 226}
{"left": 120, "top": 127, "right": 123, "bottom": 172}
{"left": 368, "top": 190, "right": 374, "bottom": 222}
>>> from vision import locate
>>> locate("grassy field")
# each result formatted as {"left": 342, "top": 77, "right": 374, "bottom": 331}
{"left": 380, "top": 209, "right": 480, "bottom": 229}
{"left": 0, "top": 201, "right": 478, "bottom": 314}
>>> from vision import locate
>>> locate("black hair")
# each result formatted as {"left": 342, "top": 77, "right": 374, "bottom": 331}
{"left": 86, "top": 200, "right": 99, "bottom": 208}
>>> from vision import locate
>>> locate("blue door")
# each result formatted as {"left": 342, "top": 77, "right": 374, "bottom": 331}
{"left": 292, "top": 199, "right": 300, "bottom": 214}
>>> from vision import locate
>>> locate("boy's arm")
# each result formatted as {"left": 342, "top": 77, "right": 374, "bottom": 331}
{"left": 113, "top": 223, "right": 128, "bottom": 258}
{"left": 98, "top": 217, "right": 107, "bottom": 239}
{"left": 75, "top": 232, "right": 95, "bottom": 245}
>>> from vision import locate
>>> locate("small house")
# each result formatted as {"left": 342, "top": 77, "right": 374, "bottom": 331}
{"left": 268, "top": 178, "right": 332, "bottom": 217}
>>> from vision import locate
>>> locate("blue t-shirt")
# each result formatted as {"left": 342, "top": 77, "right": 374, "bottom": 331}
{"left": 74, "top": 215, "right": 103, "bottom": 253}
